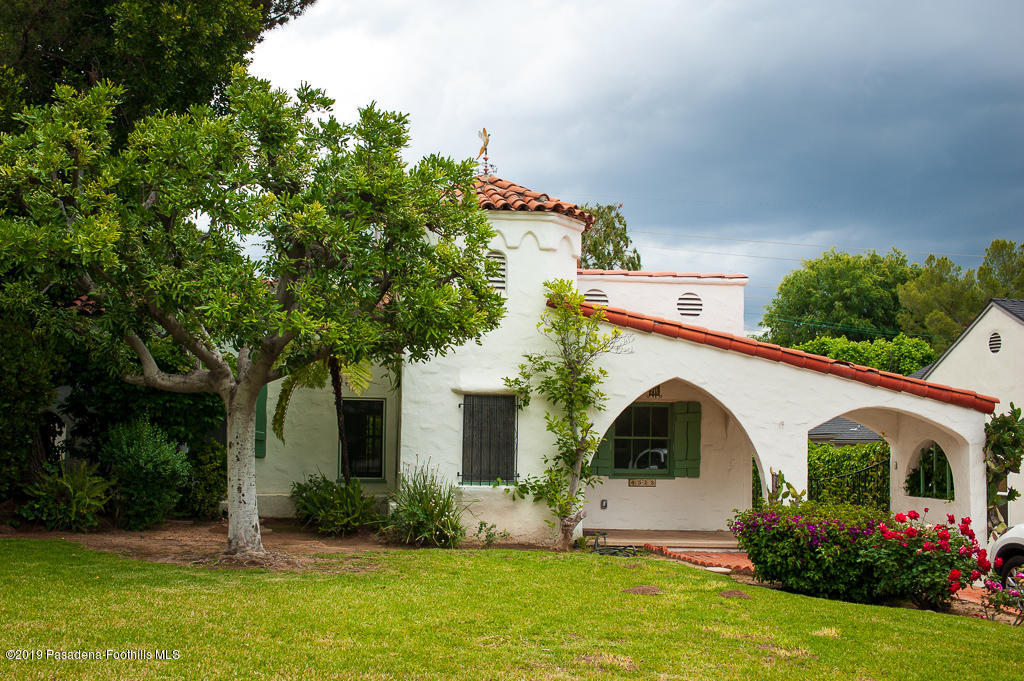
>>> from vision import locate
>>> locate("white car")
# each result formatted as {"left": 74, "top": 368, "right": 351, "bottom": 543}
{"left": 991, "top": 523, "right": 1024, "bottom": 587}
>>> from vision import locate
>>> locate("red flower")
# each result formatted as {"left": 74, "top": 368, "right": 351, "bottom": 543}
{"left": 971, "top": 570, "right": 981, "bottom": 580}
{"left": 908, "top": 510, "right": 920, "bottom": 520}
{"left": 948, "top": 568, "right": 962, "bottom": 582}
{"left": 946, "top": 514, "right": 955, "bottom": 524}
{"left": 924, "top": 507, "right": 930, "bottom": 513}
{"left": 938, "top": 540, "right": 950, "bottom": 552}
{"left": 937, "top": 527, "right": 951, "bottom": 541}
{"left": 995, "top": 557, "right": 1004, "bottom": 569}
{"left": 894, "top": 512, "right": 908, "bottom": 523}
{"left": 923, "top": 542, "right": 935, "bottom": 551}
{"left": 949, "top": 583, "right": 962, "bottom": 594}
{"left": 905, "top": 527, "right": 918, "bottom": 538}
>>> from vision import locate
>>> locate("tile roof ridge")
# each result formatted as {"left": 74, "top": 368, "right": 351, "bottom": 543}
{"left": 553, "top": 299, "right": 998, "bottom": 414}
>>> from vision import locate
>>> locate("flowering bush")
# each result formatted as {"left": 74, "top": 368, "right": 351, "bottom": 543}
{"left": 731, "top": 504, "right": 989, "bottom": 610}
{"left": 981, "top": 560, "right": 1024, "bottom": 625}
{"left": 729, "top": 503, "right": 888, "bottom": 603}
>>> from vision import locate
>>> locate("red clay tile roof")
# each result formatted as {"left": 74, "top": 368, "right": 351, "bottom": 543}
{"left": 578, "top": 269, "right": 748, "bottom": 280}
{"left": 561, "top": 301, "right": 998, "bottom": 414}
{"left": 474, "top": 175, "right": 594, "bottom": 229}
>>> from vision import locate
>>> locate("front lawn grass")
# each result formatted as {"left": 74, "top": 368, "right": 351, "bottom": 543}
{"left": 0, "top": 539, "right": 1020, "bottom": 680}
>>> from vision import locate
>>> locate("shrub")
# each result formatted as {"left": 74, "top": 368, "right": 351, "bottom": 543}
{"left": 18, "top": 460, "right": 112, "bottom": 532}
{"left": 178, "top": 438, "right": 227, "bottom": 520}
{"left": 731, "top": 504, "right": 987, "bottom": 610}
{"left": 99, "top": 417, "right": 190, "bottom": 531}
{"left": 808, "top": 441, "right": 890, "bottom": 510}
{"left": 731, "top": 502, "right": 887, "bottom": 603}
{"left": 383, "top": 462, "right": 466, "bottom": 548}
{"left": 291, "top": 474, "right": 378, "bottom": 536}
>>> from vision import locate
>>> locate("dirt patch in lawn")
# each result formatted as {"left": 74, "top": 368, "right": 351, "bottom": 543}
{"left": 1, "top": 518, "right": 389, "bottom": 572}
{"left": 621, "top": 584, "right": 663, "bottom": 595}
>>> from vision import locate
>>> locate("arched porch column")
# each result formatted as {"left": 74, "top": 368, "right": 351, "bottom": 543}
{"left": 744, "top": 418, "right": 810, "bottom": 499}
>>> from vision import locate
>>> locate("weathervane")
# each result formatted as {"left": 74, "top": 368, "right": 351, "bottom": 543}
{"left": 476, "top": 128, "right": 496, "bottom": 175}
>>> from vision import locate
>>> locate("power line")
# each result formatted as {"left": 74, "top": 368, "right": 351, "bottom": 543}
{"left": 632, "top": 242, "right": 803, "bottom": 262}
{"left": 631, "top": 229, "right": 985, "bottom": 259}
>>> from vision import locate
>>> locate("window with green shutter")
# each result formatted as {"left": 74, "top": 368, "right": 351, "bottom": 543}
{"left": 591, "top": 402, "right": 701, "bottom": 479}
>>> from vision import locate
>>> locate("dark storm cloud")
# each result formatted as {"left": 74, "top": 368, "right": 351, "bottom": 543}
{"left": 252, "top": 1, "right": 1024, "bottom": 330}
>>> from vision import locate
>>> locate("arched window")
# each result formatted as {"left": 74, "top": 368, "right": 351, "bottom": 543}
{"left": 677, "top": 292, "right": 702, "bottom": 318}
{"left": 904, "top": 442, "right": 954, "bottom": 500}
{"left": 584, "top": 289, "right": 609, "bottom": 306}
{"left": 486, "top": 251, "right": 507, "bottom": 293}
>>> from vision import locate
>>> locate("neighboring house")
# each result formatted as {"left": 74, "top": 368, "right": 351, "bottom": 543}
{"left": 253, "top": 175, "right": 997, "bottom": 544}
{"left": 918, "top": 298, "right": 1024, "bottom": 525}
{"left": 808, "top": 416, "right": 883, "bottom": 446}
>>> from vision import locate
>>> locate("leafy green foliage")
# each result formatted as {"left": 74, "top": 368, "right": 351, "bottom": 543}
{"left": 760, "top": 249, "right": 918, "bottom": 346}
{"left": 898, "top": 239, "right": 1024, "bottom": 352}
{"left": 383, "top": 462, "right": 466, "bottom": 548}
{"left": 731, "top": 504, "right": 983, "bottom": 610}
{"left": 18, "top": 460, "right": 112, "bottom": 532}
{"left": 504, "top": 280, "right": 626, "bottom": 550}
{"left": 178, "top": 438, "right": 227, "bottom": 520}
{"left": 0, "top": 283, "right": 64, "bottom": 501}
{"left": 0, "top": 69, "right": 505, "bottom": 552}
{"left": 473, "top": 521, "right": 511, "bottom": 548}
{"left": 291, "top": 474, "right": 378, "bottom": 536}
{"left": 98, "top": 417, "right": 190, "bottom": 530}
{"left": 0, "top": 0, "right": 316, "bottom": 136}
{"left": 272, "top": 358, "right": 371, "bottom": 443}
{"left": 60, "top": 341, "right": 224, "bottom": 458}
{"left": 984, "top": 403, "right": 1024, "bottom": 537}
{"left": 904, "top": 443, "right": 954, "bottom": 500}
{"left": 794, "top": 334, "right": 935, "bottom": 375}
{"left": 807, "top": 441, "right": 890, "bottom": 510}
{"left": 579, "top": 203, "right": 641, "bottom": 270}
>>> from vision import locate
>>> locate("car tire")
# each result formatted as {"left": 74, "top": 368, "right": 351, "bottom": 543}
{"left": 999, "top": 554, "right": 1024, "bottom": 588}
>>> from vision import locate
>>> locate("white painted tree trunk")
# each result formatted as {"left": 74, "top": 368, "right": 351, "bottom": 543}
{"left": 225, "top": 392, "right": 264, "bottom": 555}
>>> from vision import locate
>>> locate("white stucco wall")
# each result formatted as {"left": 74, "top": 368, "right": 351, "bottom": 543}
{"left": 576, "top": 273, "right": 747, "bottom": 336}
{"left": 255, "top": 365, "right": 401, "bottom": 517}
{"left": 925, "top": 304, "right": 1024, "bottom": 524}
{"left": 399, "top": 211, "right": 586, "bottom": 544}
{"left": 583, "top": 379, "right": 756, "bottom": 532}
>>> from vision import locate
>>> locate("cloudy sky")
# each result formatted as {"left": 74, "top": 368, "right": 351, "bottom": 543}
{"left": 250, "top": 1, "right": 1024, "bottom": 333}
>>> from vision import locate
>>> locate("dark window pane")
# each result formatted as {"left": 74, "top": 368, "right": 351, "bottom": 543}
{"left": 343, "top": 400, "right": 384, "bottom": 478}
{"left": 652, "top": 407, "right": 668, "bottom": 437}
{"left": 634, "top": 406, "right": 651, "bottom": 437}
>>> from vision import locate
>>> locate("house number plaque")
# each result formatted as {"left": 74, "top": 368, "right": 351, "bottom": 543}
{"left": 628, "top": 479, "right": 656, "bottom": 488}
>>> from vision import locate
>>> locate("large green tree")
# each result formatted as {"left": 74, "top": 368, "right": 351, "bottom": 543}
{"left": 760, "top": 249, "right": 918, "bottom": 347}
{"left": 793, "top": 334, "right": 935, "bottom": 375}
{"left": 0, "top": 72, "right": 504, "bottom": 554}
{"left": 0, "top": 0, "right": 315, "bottom": 135}
{"left": 898, "top": 239, "right": 1024, "bottom": 352}
{"left": 579, "top": 202, "right": 641, "bottom": 270}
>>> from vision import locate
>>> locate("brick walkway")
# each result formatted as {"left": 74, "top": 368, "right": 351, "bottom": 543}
{"left": 645, "top": 544, "right": 754, "bottom": 575}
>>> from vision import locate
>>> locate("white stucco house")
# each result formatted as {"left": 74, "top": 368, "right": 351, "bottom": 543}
{"left": 918, "top": 298, "right": 1024, "bottom": 525}
{"left": 252, "top": 175, "right": 998, "bottom": 544}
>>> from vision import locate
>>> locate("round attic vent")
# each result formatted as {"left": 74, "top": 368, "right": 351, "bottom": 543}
{"left": 989, "top": 332, "right": 1002, "bottom": 353}
{"left": 677, "top": 292, "right": 703, "bottom": 318}
{"left": 584, "top": 289, "right": 609, "bottom": 306}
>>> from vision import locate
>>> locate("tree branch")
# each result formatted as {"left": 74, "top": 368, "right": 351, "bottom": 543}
{"left": 123, "top": 333, "right": 216, "bottom": 394}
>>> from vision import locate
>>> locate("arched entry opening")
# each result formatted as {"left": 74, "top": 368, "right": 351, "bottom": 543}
{"left": 582, "top": 377, "right": 760, "bottom": 533}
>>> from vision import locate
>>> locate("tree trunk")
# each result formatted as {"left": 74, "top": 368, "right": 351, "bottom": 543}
{"left": 225, "top": 390, "right": 264, "bottom": 555}
{"left": 329, "top": 356, "right": 351, "bottom": 484}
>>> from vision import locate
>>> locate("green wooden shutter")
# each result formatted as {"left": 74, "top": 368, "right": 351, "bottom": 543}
{"left": 255, "top": 386, "right": 267, "bottom": 459}
{"left": 671, "top": 402, "right": 701, "bottom": 478}
{"left": 592, "top": 425, "right": 614, "bottom": 476}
